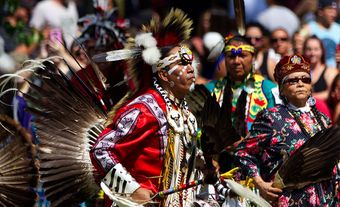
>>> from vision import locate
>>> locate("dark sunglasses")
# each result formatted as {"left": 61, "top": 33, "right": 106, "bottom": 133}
{"left": 283, "top": 77, "right": 311, "bottom": 85}
{"left": 246, "top": 36, "right": 262, "bottom": 42}
{"left": 271, "top": 37, "right": 288, "bottom": 43}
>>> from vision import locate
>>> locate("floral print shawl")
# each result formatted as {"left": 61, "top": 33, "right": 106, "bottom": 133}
{"left": 234, "top": 104, "right": 339, "bottom": 207}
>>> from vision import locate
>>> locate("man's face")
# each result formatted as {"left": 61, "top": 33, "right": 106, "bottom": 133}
{"left": 319, "top": 7, "right": 337, "bottom": 27}
{"left": 271, "top": 29, "right": 291, "bottom": 56}
{"left": 160, "top": 46, "right": 196, "bottom": 96}
{"left": 245, "top": 27, "right": 264, "bottom": 50}
{"left": 224, "top": 41, "right": 254, "bottom": 82}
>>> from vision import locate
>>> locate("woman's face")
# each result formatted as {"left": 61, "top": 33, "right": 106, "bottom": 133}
{"left": 331, "top": 79, "right": 340, "bottom": 102}
{"left": 281, "top": 72, "right": 312, "bottom": 107}
{"left": 303, "top": 39, "right": 323, "bottom": 65}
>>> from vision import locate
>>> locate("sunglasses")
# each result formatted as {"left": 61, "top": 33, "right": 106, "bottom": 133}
{"left": 271, "top": 37, "right": 288, "bottom": 43}
{"left": 283, "top": 77, "right": 312, "bottom": 85}
{"left": 246, "top": 36, "right": 262, "bottom": 42}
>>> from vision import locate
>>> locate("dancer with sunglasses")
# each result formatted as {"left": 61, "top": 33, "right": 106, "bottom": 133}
{"left": 234, "top": 54, "right": 339, "bottom": 206}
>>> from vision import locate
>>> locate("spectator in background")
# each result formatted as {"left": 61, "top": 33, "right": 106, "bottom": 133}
{"left": 267, "top": 28, "right": 293, "bottom": 82}
{"left": 0, "top": 36, "right": 15, "bottom": 74}
{"left": 0, "top": 1, "right": 41, "bottom": 67}
{"left": 301, "top": 0, "right": 340, "bottom": 68}
{"left": 256, "top": 0, "right": 300, "bottom": 38}
{"left": 245, "top": 22, "right": 270, "bottom": 78}
{"left": 303, "top": 35, "right": 339, "bottom": 101}
{"left": 327, "top": 73, "right": 340, "bottom": 124}
{"left": 190, "top": 7, "right": 234, "bottom": 84}
{"left": 30, "top": 0, "right": 78, "bottom": 49}
{"left": 290, "top": 0, "right": 318, "bottom": 23}
{"left": 292, "top": 29, "right": 308, "bottom": 54}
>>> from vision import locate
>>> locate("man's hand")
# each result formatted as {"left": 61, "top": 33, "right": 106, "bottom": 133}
{"left": 131, "top": 187, "right": 154, "bottom": 204}
{"left": 253, "top": 176, "right": 282, "bottom": 202}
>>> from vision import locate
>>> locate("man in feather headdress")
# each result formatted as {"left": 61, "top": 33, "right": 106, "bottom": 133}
{"left": 90, "top": 8, "right": 213, "bottom": 206}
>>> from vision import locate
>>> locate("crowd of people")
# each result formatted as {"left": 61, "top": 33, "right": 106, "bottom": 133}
{"left": 0, "top": 0, "right": 340, "bottom": 207}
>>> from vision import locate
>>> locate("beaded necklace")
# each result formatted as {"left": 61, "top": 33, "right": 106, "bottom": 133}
{"left": 285, "top": 98, "right": 326, "bottom": 137}
{"left": 153, "top": 77, "right": 198, "bottom": 206}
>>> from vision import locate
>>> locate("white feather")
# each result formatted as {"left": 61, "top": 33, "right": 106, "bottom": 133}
{"left": 224, "top": 179, "right": 272, "bottom": 207}
{"left": 142, "top": 47, "right": 161, "bottom": 65}
{"left": 135, "top": 33, "right": 157, "bottom": 48}
{"left": 92, "top": 49, "right": 141, "bottom": 62}
{"left": 135, "top": 33, "right": 161, "bottom": 65}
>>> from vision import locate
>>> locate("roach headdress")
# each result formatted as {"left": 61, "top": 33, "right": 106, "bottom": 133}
{"left": 95, "top": 8, "right": 194, "bottom": 126}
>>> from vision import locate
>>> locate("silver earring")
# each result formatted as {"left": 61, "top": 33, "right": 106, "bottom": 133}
{"left": 169, "top": 81, "right": 175, "bottom": 88}
{"left": 307, "top": 95, "right": 316, "bottom": 106}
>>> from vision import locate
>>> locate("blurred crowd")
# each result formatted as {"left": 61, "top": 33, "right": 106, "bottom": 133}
{"left": 0, "top": 0, "right": 339, "bottom": 206}
{"left": 0, "top": 0, "right": 339, "bottom": 124}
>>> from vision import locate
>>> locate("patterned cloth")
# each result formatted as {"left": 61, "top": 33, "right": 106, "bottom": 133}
{"left": 234, "top": 104, "right": 339, "bottom": 206}
{"left": 91, "top": 88, "right": 168, "bottom": 193}
{"left": 90, "top": 87, "right": 204, "bottom": 206}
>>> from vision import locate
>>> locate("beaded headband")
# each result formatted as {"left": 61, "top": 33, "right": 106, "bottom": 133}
{"left": 274, "top": 54, "right": 311, "bottom": 84}
{"left": 224, "top": 45, "right": 255, "bottom": 55}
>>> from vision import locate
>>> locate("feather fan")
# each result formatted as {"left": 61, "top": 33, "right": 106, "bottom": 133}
{"left": 34, "top": 61, "right": 103, "bottom": 206}
{"left": 273, "top": 126, "right": 340, "bottom": 190}
{"left": 0, "top": 115, "right": 38, "bottom": 207}
{"left": 199, "top": 79, "right": 241, "bottom": 155}
{"left": 8, "top": 59, "right": 106, "bottom": 206}
{"left": 184, "top": 84, "right": 211, "bottom": 125}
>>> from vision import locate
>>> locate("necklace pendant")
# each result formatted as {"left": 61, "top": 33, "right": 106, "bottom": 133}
{"left": 168, "top": 109, "right": 184, "bottom": 133}
{"left": 186, "top": 111, "right": 197, "bottom": 136}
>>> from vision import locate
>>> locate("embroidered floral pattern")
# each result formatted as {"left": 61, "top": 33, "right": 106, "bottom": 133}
{"left": 234, "top": 104, "right": 338, "bottom": 206}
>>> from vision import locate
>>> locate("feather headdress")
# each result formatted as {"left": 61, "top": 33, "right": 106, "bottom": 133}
{"left": 273, "top": 126, "right": 340, "bottom": 190}
{"left": 97, "top": 8, "right": 194, "bottom": 126}
{"left": 0, "top": 115, "right": 38, "bottom": 206}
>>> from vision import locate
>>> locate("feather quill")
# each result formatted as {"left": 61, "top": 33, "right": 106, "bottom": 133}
{"left": 233, "top": 0, "right": 246, "bottom": 36}
{"left": 92, "top": 48, "right": 142, "bottom": 62}
{"left": 224, "top": 179, "right": 272, "bottom": 207}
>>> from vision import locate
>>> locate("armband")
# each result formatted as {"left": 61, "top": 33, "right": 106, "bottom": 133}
{"left": 102, "top": 163, "right": 140, "bottom": 194}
